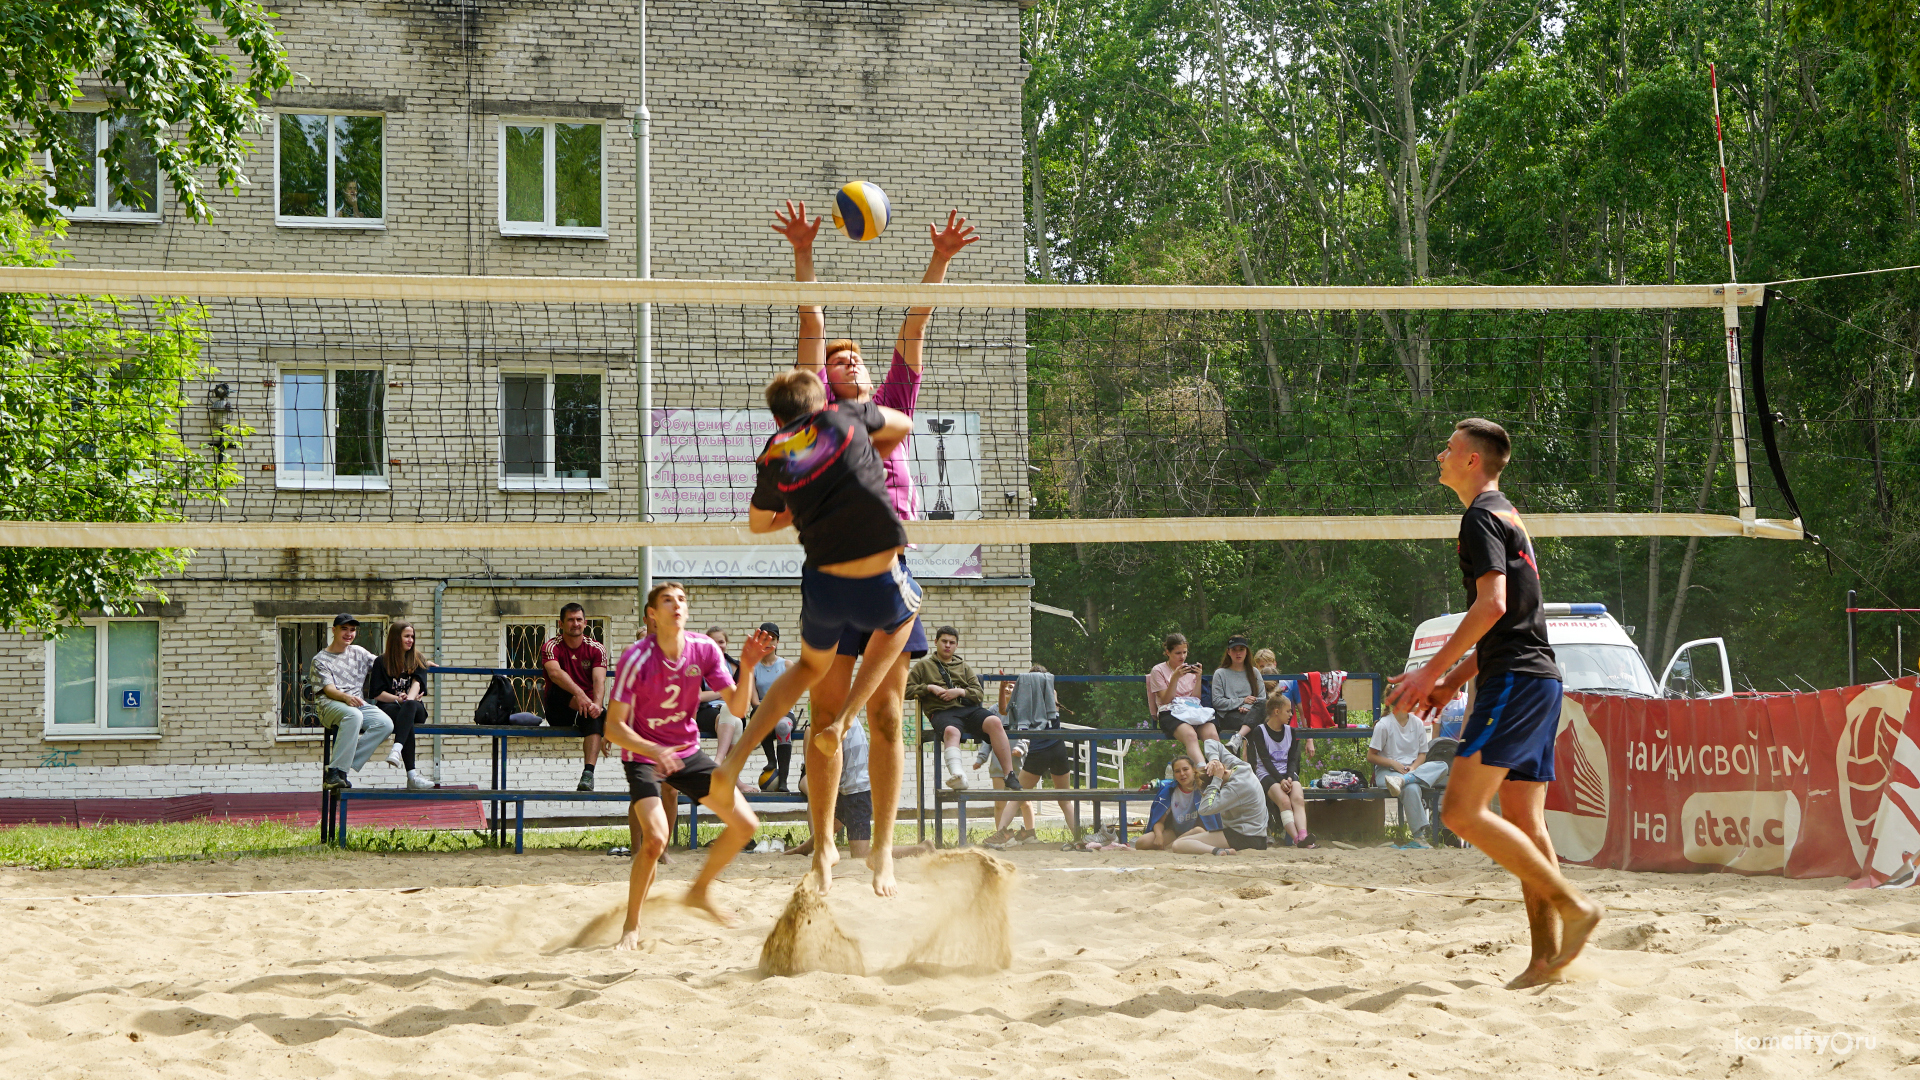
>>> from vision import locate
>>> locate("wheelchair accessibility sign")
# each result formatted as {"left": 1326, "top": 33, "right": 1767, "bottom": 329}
{"left": 121, "top": 690, "right": 142, "bottom": 708}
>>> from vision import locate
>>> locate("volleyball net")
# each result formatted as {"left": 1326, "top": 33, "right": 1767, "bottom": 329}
{"left": 0, "top": 268, "right": 1804, "bottom": 550}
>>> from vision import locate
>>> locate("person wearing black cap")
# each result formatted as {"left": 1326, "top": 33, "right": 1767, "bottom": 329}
{"left": 1211, "top": 636, "right": 1267, "bottom": 729}
{"left": 747, "top": 622, "right": 797, "bottom": 791}
{"left": 309, "top": 614, "right": 395, "bottom": 790}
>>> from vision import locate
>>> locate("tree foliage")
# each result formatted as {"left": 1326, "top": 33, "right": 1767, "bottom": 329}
{"left": 1023, "top": 0, "right": 1920, "bottom": 709}
{"left": 0, "top": 211, "right": 245, "bottom": 633}
{"left": 0, "top": 0, "right": 292, "bottom": 222}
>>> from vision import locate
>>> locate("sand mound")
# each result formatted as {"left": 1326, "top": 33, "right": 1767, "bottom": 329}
{"left": 900, "top": 849, "right": 1016, "bottom": 973}
{"left": 761, "top": 879, "right": 866, "bottom": 977}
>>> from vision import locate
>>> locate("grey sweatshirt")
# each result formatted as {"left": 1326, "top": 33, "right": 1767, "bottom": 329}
{"left": 1211, "top": 666, "right": 1267, "bottom": 720}
{"left": 1197, "top": 746, "right": 1268, "bottom": 837}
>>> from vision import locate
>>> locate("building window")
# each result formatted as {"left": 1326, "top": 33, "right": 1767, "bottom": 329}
{"left": 52, "top": 110, "right": 161, "bottom": 222}
{"left": 277, "top": 113, "right": 384, "bottom": 227}
{"left": 504, "top": 617, "right": 606, "bottom": 716}
{"left": 277, "top": 366, "right": 389, "bottom": 489}
{"left": 499, "top": 120, "right": 605, "bottom": 237}
{"left": 499, "top": 370, "right": 605, "bottom": 490}
{"left": 46, "top": 620, "right": 160, "bottom": 737}
{"left": 278, "top": 619, "right": 386, "bottom": 735}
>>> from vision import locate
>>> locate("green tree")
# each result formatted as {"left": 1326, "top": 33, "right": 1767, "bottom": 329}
{"left": 0, "top": 211, "right": 245, "bottom": 632}
{"left": 0, "top": 0, "right": 293, "bottom": 222}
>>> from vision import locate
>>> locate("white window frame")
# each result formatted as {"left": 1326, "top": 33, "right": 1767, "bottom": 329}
{"left": 274, "top": 364, "right": 392, "bottom": 491}
{"left": 497, "top": 366, "right": 609, "bottom": 492}
{"left": 497, "top": 118, "right": 608, "bottom": 238}
{"left": 274, "top": 111, "right": 387, "bottom": 229}
{"left": 43, "top": 618, "right": 162, "bottom": 740}
{"left": 52, "top": 107, "right": 163, "bottom": 223}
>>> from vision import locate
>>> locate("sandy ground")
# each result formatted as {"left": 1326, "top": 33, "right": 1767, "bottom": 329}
{"left": 0, "top": 841, "right": 1916, "bottom": 1079}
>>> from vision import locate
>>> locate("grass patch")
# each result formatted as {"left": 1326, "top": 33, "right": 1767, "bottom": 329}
{"left": 0, "top": 820, "right": 321, "bottom": 870}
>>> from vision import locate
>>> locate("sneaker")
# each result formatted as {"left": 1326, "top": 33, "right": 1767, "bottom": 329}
{"left": 945, "top": 772, "right": 968, "bottom": 791}
{"left": 407, "top": 771, "right": 434, "bottom": 790}
{"left": 1296, "top": 833, "right": 1319, "bottom": 849}
{"left": 1404, "top": 837, "right": 1433, "bottom": 849}
{"left": 1384, "top": 774, "right": 1405, "bottom": 796}
{"left": 323, "top": 768, "right": 351, "bottom": 791}
{"left": 576, "top": 767, "right": 596, "bottom": 792}
{"left": 386, "top": 744, "right": 405, "bottom": 769}
{"left": 1003, "top": 773, "right": 1023, "bottom": 791}
{"left": 1015, "top": 828, "right": 1038, "bottom": 843}
{"left": 608, "top": 846, "right": 631, "bottom": 857}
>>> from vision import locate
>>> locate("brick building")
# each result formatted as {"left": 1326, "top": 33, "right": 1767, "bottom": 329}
{"left": 3, "top": 0, "right": 1033, "bottom": 804}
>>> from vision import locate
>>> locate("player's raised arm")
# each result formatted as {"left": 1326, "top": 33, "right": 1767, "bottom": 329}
{"left": 871, "top": 404, "right": 913, "bottom": 455}
{"left": 774, "top": 199, "right": 827, "bottom": 372}
{"left": 894, "top": 210, "right": 979, "bottom": 373}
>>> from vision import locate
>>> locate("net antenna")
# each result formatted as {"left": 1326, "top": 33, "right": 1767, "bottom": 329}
{"left": 0, "top": 268, "right": 1801, "bottom": 550}
{"left": 1710, "top": 61, "right": 1765, "bottom": 528}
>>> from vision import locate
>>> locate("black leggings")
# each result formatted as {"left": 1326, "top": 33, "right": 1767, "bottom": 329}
{"left": 382, "top": 699, "right": 426, "bottom": 770}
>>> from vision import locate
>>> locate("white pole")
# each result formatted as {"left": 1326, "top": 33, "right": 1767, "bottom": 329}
{"left": 1710, "top": 63, "right": 1755, "bottom": 522}
{"left": 635, "top": 2, "right": 654, "bottom": 615}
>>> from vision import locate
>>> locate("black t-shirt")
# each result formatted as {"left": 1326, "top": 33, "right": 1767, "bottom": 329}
{"left": 364, "top": 657, "right": 426, "bottom": 701}
{"left": 1457, "top": 490, "right": 1558, "bottom": 684}
{"left": 750, "top": 400, "right": 907, "bottom": 566}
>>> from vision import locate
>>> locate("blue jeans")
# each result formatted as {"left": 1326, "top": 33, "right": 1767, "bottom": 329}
{"left": 318, "top": 698, "right": 394, "bottom": 773}
{"left": 1378, "top": 760, "right": 1451, "bottom": 836}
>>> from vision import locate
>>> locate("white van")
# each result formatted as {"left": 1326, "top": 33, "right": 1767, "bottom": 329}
{"left": 1405, "top": 603, "right": 1732, "bottom": 699}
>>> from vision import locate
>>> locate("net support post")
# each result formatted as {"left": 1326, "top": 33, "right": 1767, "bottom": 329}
{"left": 1722, "top": 288, "right": 1757, "bottom": 523}
{"left": 633, "top": 2, "right": 654, "bottom": 608}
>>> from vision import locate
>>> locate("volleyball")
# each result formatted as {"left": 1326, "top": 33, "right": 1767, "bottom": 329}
{"left": 832, "top": 181, "right": 891, "bottom": 241}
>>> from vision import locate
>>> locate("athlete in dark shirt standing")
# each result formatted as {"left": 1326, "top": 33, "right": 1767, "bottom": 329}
{"left": 1387, "top": 418, "right": 1600, "bottom": 988}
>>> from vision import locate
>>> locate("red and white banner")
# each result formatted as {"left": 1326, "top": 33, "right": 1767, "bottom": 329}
{"left": 1544, "top": 677, "right": 1920, "bottom": 883}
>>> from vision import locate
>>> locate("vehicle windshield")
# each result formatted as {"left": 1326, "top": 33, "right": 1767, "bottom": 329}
{"left": 1556, "top": 643, "right": 1657, "bottom": 696}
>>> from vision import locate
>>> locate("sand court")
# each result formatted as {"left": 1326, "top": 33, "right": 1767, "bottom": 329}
{"left": 0, "top": 845, "right": 1916, "bottom": 1079}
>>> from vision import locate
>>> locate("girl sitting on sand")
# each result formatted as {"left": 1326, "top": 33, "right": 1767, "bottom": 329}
{"left": 1135, "top": 756, "right": 1203, "bottom": 851}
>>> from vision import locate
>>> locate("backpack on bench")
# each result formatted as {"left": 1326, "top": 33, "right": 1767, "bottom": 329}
{"left": 473, "top": 675, "right": 517, "bottom": 725}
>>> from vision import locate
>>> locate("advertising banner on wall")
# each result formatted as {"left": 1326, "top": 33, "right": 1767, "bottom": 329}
{"left": 1545, "top": 677, "right": 1920, "bottom": 883}
{"left": 645, "top": 408, "right": 985, "bottom": 578}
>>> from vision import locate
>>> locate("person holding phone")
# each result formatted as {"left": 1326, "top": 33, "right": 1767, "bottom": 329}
{"left": 1147, "top": 632, "right": 1222, "bottom": 765}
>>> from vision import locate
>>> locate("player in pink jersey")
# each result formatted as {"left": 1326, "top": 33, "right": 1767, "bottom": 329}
{"left": 770, "top": 199, "right": 978, "bottom": 898}
{"left": 604, "top": 581, "right": 773, "bottom": 942}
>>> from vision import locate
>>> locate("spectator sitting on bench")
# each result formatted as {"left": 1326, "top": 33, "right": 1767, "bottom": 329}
{"left": 1369, "top": 699, "right": 1447, "bottom": 847}
{"left": 1212, "top": 635, "right": 1267, "bottom": 729}
{"left": 542, "top": 603, "right": 609, "bottom": 793}
{"left": 741, "top": 622, "right": 796, "bottom": 791}
{"left": 364, "top": 620, "right": 433, "bottom": 790}
{"left": 1169, "top": 741, "right": 1270, "bottom": 855}
{"left": 1149, "top": 632, "right": 1222, "bottom": 765}
{"left": 1237, "top": 694, "right": 1318, "bottom": 848}
{"left": 1136, "top": 755, "right": 1202, "bottom": 850}
{"left": 311, "top": 613, "right": 394, "bottom": 791}
{"left": 789, "top": 715, "right": 931, "bottom": 863}
{"left": 909, "top": 626, "right": 1019, "bottom": 792}
{"left": 983, "top": 665, "right": 1081, "bottom": 847}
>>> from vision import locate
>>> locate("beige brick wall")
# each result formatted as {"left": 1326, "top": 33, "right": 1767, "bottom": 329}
{"left": 4, "top": 0, "right": 1032, "bottom": 796}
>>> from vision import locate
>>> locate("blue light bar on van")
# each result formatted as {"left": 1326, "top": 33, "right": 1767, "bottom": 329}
{"left": 1541, "top": 603, "right": 1609, "bottom": 617}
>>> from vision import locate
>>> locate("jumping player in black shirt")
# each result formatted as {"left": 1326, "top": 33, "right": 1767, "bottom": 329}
{"left": 715, "top": 368, "right": 918, "bottom": 894}
{"left": 1386, "top": 418, "right": 1601, "bottom": 988}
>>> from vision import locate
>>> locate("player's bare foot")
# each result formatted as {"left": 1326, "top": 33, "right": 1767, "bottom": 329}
{"left": 808, "top": 839, "right": 841, "bottom": 893}
{"left": 1504, "top": 962, "right": 1566, "bottom": 990}
{"left": 867, "top": 849, "right": 898, "bottom": 897}
{"left": 1541, "top": 894, "right": 1602, "bottom": 977}
{"left": 616, "top": 928, "right": 644, "bottom": 951}
{"left": 682, "top": 886, "right": 736, "bottom": 928}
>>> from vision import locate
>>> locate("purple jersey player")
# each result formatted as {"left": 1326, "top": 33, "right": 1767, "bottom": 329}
{"left": 602, "top": 581, "right": 772, "bottom": 944}
{"left": 768, "top": 199, "right": 978, "bottom": 899}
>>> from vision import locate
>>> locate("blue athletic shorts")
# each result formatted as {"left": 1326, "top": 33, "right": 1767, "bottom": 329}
{"left": 838, "top": 615, "right": 929, "bottom": 659}
{"left": 1457, "top": 673, "right": 1562, "bottom": 783}
{"left": 799, "top": 558, "right": 923, "bottom": 652}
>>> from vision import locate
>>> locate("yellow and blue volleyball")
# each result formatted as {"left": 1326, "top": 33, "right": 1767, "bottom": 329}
{"left": 832, "top": 181, "right": 891, "bottom": 242}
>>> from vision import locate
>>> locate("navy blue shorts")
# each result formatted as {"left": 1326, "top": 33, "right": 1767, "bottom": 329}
{"left": 1458, "top": 673, "right": 1562, "bottom": 783}
{"left": 799, "top": 559, "right": 923, "bottom": 652}
{"left": 838, "top": 615, "right": 929, "bottom": 659}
